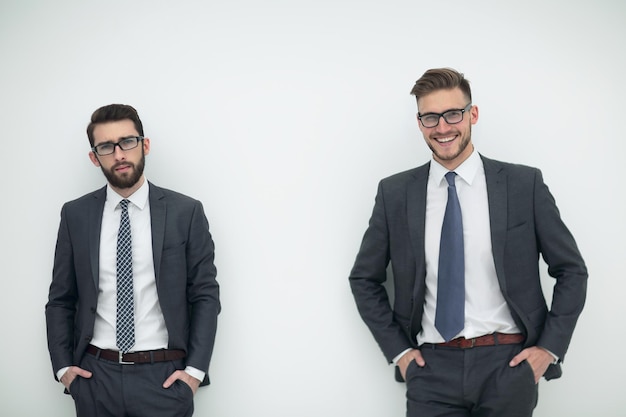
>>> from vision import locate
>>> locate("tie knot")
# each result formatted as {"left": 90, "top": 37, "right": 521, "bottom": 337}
{"left": 119, "top": 199, "right": 130, "bottom": 211}
{"left": 445, "top": 171, "right": 457, "bottom": 187}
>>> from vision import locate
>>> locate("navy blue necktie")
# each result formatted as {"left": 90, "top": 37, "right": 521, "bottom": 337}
{"left": 435, "top": 172, "right": 465, "bottom": 341}
{"left": 116, "top": 199, "right": 135, "bottom": 353}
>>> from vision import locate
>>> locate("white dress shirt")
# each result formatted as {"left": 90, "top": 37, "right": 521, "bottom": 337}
{"left": 417, "top": 150, "right": 520, "bottom": 345}
{"left": 90, "top": 179, "right": 168, "bottom": 351}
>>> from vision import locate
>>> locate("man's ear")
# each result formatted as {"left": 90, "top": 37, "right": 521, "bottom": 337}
{"left": 89, "top": 151, "right": 101, "bottom": 167}
{"left": 142, "top": 137, "right": 151, "bottom": 156}
{"left": 470, "top": 105, "right": 479, "bottom": 125}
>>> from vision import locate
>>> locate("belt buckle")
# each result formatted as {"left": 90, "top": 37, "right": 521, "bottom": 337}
{"left": 460, "top": 337, "right": 476, "bottom": 348}
{"left": 118, "top": 351, "right": 134, "bottom": 365}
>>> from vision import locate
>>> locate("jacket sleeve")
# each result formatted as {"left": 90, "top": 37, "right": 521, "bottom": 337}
{"left": 45, "top": 204, "right": 77, "bottom": 379}
{"left": 184, "top": 201, "right": 220, "bottom": 382}
{"left": 533, "top": 169, "right": 588, "bottom": 360}
{"left": 349, "top": 181, "right": 413, "bottom": 363}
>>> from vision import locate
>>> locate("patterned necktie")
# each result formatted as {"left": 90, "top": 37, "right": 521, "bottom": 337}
{"left": 435, "top": 172, "right": 465, "bottom": 341}
{"left": 116, "top": 199, "right": 135, "bottom": 353}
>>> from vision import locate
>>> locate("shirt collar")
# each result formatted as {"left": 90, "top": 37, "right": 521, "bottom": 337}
{"left": 106, "top": 178, "right": 150, "bottom": 211}
{"left": 429, "top": 149, "right": 481, "bottom": 187}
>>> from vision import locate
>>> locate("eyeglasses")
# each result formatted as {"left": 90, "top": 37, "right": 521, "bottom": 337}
{"left": 418, "top": 103, "right": 472, "bottom": 128}
{"left": 92, "top": 136, "right": 143, "bottom": 156}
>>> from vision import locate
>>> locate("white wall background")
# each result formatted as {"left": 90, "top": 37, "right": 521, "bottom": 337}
{"left": 0, "top": 0, "right": 624, "bottom": 416}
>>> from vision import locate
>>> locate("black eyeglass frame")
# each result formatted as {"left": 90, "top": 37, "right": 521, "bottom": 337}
{"left": 91, "top": 136, "right": 144, "bottom": 156}
{"left": 418, "top": 103, "right": 473, "bottom": 128}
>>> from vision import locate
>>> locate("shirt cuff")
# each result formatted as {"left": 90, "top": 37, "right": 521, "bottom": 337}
{"left": 56, "top": 366, "right": 69, "bottom": 383}
{"left": 184, "top": 366, "right": 205, "bottom": 382}
{"left": 540, "top": 347, "right": 560, "bottom": 364}
{"left": 392, "top": 348, "right": 413, "bottom": 365}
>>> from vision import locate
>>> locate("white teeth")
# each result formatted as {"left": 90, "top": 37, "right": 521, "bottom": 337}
{"left": 436, "top": 136, "right": 455, "bottom": 143}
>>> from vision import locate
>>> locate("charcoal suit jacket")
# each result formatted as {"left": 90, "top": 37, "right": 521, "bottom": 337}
{"left": 46, "top": 182, "right": 220, "bottom": 385}
{"left": 349, "top": 155, "right": 587, "bottom": 381}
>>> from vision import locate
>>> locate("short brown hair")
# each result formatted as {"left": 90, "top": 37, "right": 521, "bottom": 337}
{"left": 86, "top": 104, "right": 144, "bottom": 146}
{"left": 410, "top": 68, "right": 472, "bottom": 105}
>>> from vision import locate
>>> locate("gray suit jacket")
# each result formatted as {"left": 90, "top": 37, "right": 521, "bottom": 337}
{"left": 46, "top": 182, "right": 220, "bottom": 385}
{"left": 349, "top": 155, "right": 587, "bottom": 381}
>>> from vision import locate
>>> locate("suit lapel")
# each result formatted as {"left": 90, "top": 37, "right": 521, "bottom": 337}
{"left": 149, "top": 183, "right": 166, "bottom": 283}
{"left": 482, "top": 155, "right": 508, "bottom": 291}
{"left": 407, "top": 163, "right": 429, "bottom": 338}
{"left": 89, "top": 187, "right": 106, "bottom": 289}
{"left": 407, "top": 163, "right": 429, "bottom": 266}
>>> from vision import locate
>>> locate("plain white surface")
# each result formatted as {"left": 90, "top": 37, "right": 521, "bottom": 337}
{"left": 0, "top": 1, "right": 623, "bottom": 416}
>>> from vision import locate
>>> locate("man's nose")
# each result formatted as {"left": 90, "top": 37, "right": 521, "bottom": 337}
{"left": 112, "top": 145, "right": 126, "bottom": 160}
{"left": 435, "top": 116, "right": 452, "bottom": 131}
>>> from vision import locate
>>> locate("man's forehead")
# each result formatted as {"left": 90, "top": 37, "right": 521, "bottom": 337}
{"left": 417, "top": 88, "right": 468, "bottom": 112}
{"left": 92, "top": 120, "right": 139, "bottom": 143}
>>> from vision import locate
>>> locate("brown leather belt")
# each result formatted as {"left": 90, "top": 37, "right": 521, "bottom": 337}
{"left": 432, "top": 333, "right": 525, "bottom": 349}
{"left": 86, "top": 344, "right": 186, "bottom": 364}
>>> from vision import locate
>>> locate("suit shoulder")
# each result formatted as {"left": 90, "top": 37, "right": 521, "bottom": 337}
{"left": 61, "top": 187, "right": 106, "bottom": 210}
{"left": 149, "top": 183, "right": 203, "bottom": 206}
{"left": 379, "top": 162, "right": 430, "bottom": 187}
{"left": 481, "top": 155, "right": 541, "bottom": 178}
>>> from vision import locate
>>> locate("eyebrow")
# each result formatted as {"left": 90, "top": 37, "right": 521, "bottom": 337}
{"left": 94, "top": 135, "right": 138, "bottom": 145}
{"left": 419, "top": 106, "right": 466, "bottom": 116}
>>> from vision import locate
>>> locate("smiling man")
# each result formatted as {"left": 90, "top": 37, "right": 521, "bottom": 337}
{"left": 46, "top": 104, "right": 220, "bottom": 417}
{"left": 349, "top": 68, "right": 587, "bottom": 416}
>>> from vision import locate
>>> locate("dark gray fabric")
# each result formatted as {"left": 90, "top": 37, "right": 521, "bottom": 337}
{"left": 350, "top": 155, "right": 588, "bottom": 383}
{"left": 71, "top": 354, "right": 193, "bottom": 417}
{"left": 46, "top": 182, "right": 220, "bottom": 387}
{"left": 405, "top": 344, "right": 538, "bottom": 417}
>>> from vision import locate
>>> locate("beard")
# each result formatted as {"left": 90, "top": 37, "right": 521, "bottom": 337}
{"left": 427, "top": 125, "right": 472, "bottom": 163}
{"left": 100, "top": 151, "right": 145, "bottom": 190}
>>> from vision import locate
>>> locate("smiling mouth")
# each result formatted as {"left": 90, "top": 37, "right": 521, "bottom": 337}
{"left": 434, "top": 135, "right": 457, "bottom": 144}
